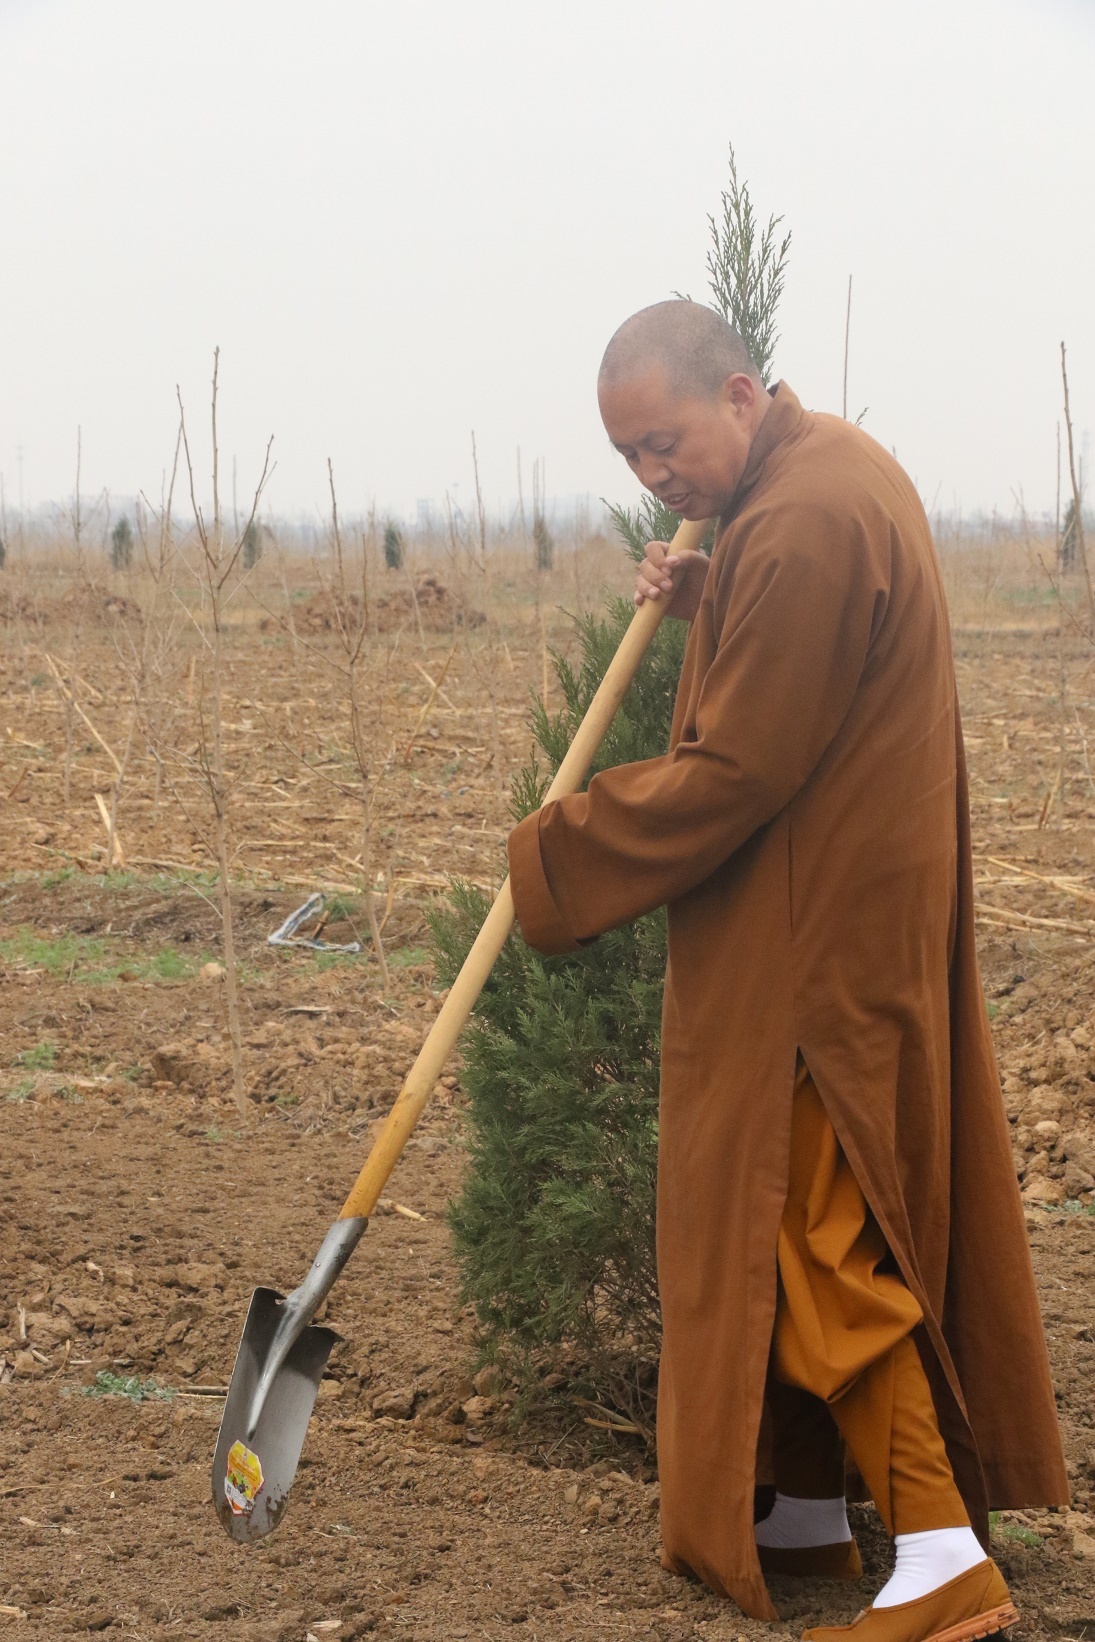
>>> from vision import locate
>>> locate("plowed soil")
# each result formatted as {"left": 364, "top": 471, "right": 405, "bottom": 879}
{"left": 2, "top": 551, "right": 1094, "bottom": 1639}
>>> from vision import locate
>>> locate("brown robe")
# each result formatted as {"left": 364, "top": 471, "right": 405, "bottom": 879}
{"left": 506, "top": 384, "right": 1068, "bottom": 1619}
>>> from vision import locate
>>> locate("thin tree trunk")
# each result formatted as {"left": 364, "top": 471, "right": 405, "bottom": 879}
{"left": 211, "top": 607, "right": 248, "bottom": 1118}
{"left": 359, "top": 808, "right": 390, "bottom": 986}
{"left": 1061, "top": 342, "right": 1094, "bottom": 631}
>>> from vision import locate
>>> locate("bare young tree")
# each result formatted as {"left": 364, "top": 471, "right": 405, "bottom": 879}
{"left": 173, "top": 349, "right": 274, "bottom": 1118}
{"left": 100, "top": 426, "right": 186, "bottom": 872}
{"left": 443, "top": 433, "right": 507, "bottom": 816}
{"left": 1060, "top": 341, "right": 1094, "bottom": 632}
{"left": 323, "top": 459, "right": 394, "bottom": 984}
{"left": 59, "top": 429, "right": 90, "bottom": 808}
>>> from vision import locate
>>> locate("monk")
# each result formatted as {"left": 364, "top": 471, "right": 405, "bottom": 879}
{"left": 505, "top": 300, "right": 1068, "bottom": 1642}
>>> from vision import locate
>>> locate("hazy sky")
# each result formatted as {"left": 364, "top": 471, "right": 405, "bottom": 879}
{"left": 1, "top": 0, "right": 1092, "bottom": 527}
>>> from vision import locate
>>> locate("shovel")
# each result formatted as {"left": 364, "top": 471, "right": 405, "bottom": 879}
{"left": 212, "top": 516, "right": 708, "bottom": 1541}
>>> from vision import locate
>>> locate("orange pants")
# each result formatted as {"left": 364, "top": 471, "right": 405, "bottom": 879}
{"left": 769, "top": 1064, "right": 969, "bottom": 1536}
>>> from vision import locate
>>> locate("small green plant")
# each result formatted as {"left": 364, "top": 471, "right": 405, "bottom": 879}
{"left": 16, "top": 1040, "right": 56, "bottom": 1071}
{"left": 0, "top": 927, "right": 209, "bottom": 987}
{"left": 1, "top": 929, "right": 107, "bottom": 979}
{"left": 383, "top": 521, "right": 404, "bottom": 570}
{"left": 7, "top": 1077, "right": 35, "bottom": 1103}
{"left": 110, "top": 516, "right": 134, "bottom": 571}
{"left": 82, "top": 1371, "right": 173, "bottom": 1402}
{"left": 531, "top": 458, "right": 553, "bottom": 571}
{"left": 533, "top": 513, "right": 554, "bottom": 572}
{"left": 242, "top": 519, "right": 263, "bottom": 569}
{"left": 323, "top": 893, "right": 363, "bottom": 923}
{"left": 389, "top": 944, "right": 432, "bottom": 969}
{"left": 990, "top": 1512, "right": 1043, "bottom": 1549}
{"left": 39, "top": 865, "right": 75, "bottom": 888}
{"left": 310, "top": 949, "right": 361, "bottom": 972}
{"left": 147, "top": 948, "right": 190, "bottom": 981}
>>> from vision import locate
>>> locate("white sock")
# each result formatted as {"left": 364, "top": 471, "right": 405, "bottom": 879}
{"left": 873, "top": 1527, "right": 987, "bottom": 1608}
{"left": 755, "top": 1493, "right": 852, "bottom": 1549}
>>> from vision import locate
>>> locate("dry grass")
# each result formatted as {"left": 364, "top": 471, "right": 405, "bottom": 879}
{"left": 1, "top": 515, "right": 1092, "bottom": 910}
{"left": 0, "top": 521, "right": 628, "bottom": 913}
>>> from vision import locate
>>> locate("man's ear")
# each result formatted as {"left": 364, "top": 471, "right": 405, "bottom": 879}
{"left": 721, "top": 372, "right": 759, "bottom": 413}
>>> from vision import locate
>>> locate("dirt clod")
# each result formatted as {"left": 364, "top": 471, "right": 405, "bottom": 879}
{"left": 372, "top": 1388, "right": 415, "bottom": 1420}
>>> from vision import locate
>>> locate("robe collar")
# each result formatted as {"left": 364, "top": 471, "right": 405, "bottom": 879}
{"left": 721, "top": 380, "right": 807, "bottom": 523}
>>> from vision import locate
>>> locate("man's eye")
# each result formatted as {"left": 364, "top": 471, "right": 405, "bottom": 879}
{"left": 651, "top": 444, "right": 675, "bottom": 456}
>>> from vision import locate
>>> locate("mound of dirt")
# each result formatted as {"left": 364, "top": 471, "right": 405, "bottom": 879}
{"left": 100, "top": 592, "right": 141, "bottom": 622}
{"left": 376, "top": 572, "right": 485, "bottom": 633}
{"left": 0, "top": 588, "right": 41, "bottom": 625}
{"left": 269, "top": 575, "right": 484, "bottom": 637}
{"left": 1, "top": 587, "right": 143, "bottom": 628}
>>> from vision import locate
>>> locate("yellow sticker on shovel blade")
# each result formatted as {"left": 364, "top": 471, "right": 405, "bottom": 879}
{"left": 224, "top": 1440, "right": 264, "bottom": 1515}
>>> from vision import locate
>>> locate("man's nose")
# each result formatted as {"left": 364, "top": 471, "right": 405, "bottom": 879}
{"left": 635, "top": 453, "right": 672, "bottom": 490}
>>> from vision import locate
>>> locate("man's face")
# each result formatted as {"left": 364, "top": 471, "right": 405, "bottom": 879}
{"left": 598, "top": 364, "right": 763, "bottom": 519}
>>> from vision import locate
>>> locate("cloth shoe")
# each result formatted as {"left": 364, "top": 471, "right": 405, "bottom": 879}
{"left": 802, "top": 1558, "right": 1018, "bottom": 1642}
{"left": 759, "top": 1539, "right": 863, "bottom": 1580}
{"left": 875, "top": 1529, "right": 987, "bottom": 1607}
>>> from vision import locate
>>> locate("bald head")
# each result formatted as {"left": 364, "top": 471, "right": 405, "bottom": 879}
{"left": 597, "top": 301, "right": 772, "bottom": 519}
{"left": 599, "top": 300, "right": 761, "bottom": 401}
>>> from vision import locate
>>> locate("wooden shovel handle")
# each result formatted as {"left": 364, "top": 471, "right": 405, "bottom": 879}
{"left": 338, "top": 515, "right": 710, "bottom": 1222}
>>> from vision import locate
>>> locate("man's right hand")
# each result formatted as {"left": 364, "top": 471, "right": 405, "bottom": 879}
{"left": 634, "top": 540, "right": 710, "bottom": 622}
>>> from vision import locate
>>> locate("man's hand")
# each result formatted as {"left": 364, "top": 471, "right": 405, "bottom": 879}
{"left": 634, "top": 540, "right": 710, "bottom": 621}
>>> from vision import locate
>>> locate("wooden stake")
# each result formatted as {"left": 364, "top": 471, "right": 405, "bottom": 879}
{"left": 93, "top": 793, "right": 126, "bottom": 867}
{"left": 412, "top": 660, "right": 458, "bottom": 714}
{"left": 44, "top": 653, "right": 122, "bottom": 774}
{"left": 403, "top": 642, "right": 458, "bottom": 765}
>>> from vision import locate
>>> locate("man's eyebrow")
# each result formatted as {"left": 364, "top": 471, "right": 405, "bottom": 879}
{"left": 609, "top": 430, "right": 673, "bottom": 453}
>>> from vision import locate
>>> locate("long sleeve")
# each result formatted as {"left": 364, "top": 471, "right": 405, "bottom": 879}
{"left": 507, "top": 499, "right": 890, "bottom": 955}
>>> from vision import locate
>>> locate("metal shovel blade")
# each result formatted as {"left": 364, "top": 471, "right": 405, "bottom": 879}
{"left": 211, "top": 1287, "right": 339, "bottom": 1542}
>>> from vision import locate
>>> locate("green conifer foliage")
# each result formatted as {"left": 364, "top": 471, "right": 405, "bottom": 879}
{"left": 705, "top": 143, "right": 791, "bottom": 386}
{"left": 430, "top": 498, "right": 690, "bottom": 1418}
{"left": 110, "top": 516, "right": 133, "bottom": 571}
{"left": 242, "top": 519, "right": 263, "bottom": 569}
{"left": 383, "top": 522, "right": 404, "bottom": 570}
{"left": 533, "top": 513, "right": 554, "bottom": 572}
{"left": 431, "top": 147, "right": 787, "bottom": 1424}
